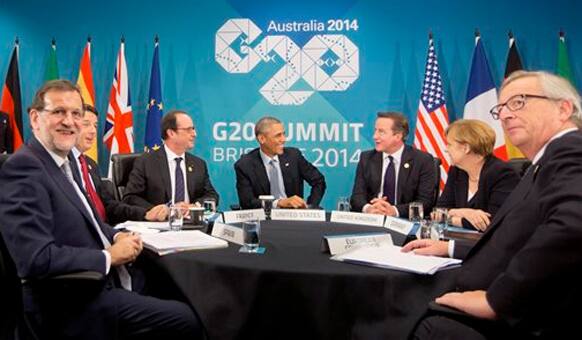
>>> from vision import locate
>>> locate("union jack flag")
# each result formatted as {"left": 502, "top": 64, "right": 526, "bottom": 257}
{"left": 104, "top": 40, "right": 134, "bottom": 175}
{"left": 413, "top": 37, "right": 450, "bottom": 190}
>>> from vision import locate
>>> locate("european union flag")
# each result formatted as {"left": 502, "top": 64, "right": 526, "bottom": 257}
{"left": 144, "top": 38, "right": 163, "bottom": 151}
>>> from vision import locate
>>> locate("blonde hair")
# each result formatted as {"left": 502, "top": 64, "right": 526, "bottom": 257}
{"left": 446, "top": 119, "right": 495, "bottom": 156}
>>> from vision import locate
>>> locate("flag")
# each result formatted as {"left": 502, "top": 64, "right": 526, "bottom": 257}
{"left": 144, "top": 37, "right": 163, "bottom": 152}
{"left": 413, "top": 36, "right": 450, "bottom": 190}
{"left": 103, "top": 39, "right": 134, "bottom": 176}
{"left": 77, "top": 37, "right": 98, "bottom": 162}
{"left": 463, "top": 34, "right": 507, "bottom": 160}
{"left": 0, "top": 41, "right": 24, "bottom": 152}
{"left": 503, "top": 33, "right": 525, "bottom": 159}
{"left": 557, "top": 31, "right": 575, "bottom": 85}
{"left": 44, "top": 39, "right": 59, "bottom": 80}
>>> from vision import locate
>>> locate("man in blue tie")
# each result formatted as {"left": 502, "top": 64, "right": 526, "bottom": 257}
{"left": 124, "top": 110, "right": 219, "bottom": 210}
{"left": 0, "top": 80, "right": 202, "bottom": 339}
{"left": 234, "top": 116, "right": 326, "bottom": 209}
{"left": 350, "top": 112, "right": 436, "bottom": 217}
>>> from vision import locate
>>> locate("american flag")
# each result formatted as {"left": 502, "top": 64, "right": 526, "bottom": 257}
{"left": 413, "top": 37, "right": 450, "bottom": 190}
{"left": 104, "top": 40, "right": 134, "bottom": 176}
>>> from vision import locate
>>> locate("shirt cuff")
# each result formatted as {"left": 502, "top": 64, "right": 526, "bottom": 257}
{"left": 273, "top": 199, "right": 280, "bottom": 208}
{"left": 102, "top": 250, "right": 111, "bottom": 274}
{"left": 393, "top": 206, "right": 399, "bottom": 217}
{"left": 448, "top": 240, "right": 455, "bottom": 258}
{"left": 362, "top": 203, "right": 371, "bottom": 213}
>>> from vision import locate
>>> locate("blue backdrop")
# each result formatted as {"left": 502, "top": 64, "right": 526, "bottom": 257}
{"left": 1, "top": 0, "right": 580, "bottom": 210}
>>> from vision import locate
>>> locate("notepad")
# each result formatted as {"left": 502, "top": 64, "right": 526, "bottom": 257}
{"left": 141, "top": 230, "right": 228, "bottom": 255}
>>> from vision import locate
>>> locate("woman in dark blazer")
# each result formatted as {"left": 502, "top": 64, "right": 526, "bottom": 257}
{"left": 437, "top": 119, "right": 520, "bottom": 231}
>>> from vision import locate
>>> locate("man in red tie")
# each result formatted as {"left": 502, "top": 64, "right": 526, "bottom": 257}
{"left": 71, "top": 104, "right": 168, "bottom": 224}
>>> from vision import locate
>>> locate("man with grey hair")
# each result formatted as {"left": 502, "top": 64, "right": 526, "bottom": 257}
{"left": 404, "top": 71, "right": 582, "bottom": 339}
{"left": 234, "top": 116, "right": 326, "bottom": 209}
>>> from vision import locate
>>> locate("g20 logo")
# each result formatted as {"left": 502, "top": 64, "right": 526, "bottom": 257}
{"left": 215, "top": 19, "right": 360, "bottom": 106}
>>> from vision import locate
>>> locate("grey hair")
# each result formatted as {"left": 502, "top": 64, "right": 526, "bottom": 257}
{"left": 502, "top": 70, "right": 582, "bottom": 125}
{"left": 254, "top": 116, "right": 282, "bottom": 137}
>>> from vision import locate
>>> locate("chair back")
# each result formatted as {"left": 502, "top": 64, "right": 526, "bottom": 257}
{"left": 111, "top": 153, "right": 142, "bottom": 200}
{"left": 432, "top": 157, "right": 442, "bottom": 207}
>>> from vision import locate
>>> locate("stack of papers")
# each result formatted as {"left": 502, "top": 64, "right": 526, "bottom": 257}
{"left": 331, "top": 244, "right": 461, "bottom": 275}
{"left": 141, "top": 230, "right": 228, "bottom": 255}
{"left": 115, "top": 221, "right": 170, "bottom": 233}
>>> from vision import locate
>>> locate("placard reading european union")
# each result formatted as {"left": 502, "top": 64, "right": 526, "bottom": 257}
{"left": 222, "top": 209, "right": 266, "bottom": 224}
{"left": 322, "top": 232, "right": 393, "bottom": 255}
{"left": 384, "top": 216, "right": 416, "bottom": 235}
{"left": 330, "top": 211, "right": 385, "bottom": 227}
{"left": 211, "top": 222, "right": 244, "bottom": 245}
{"left": 271, "top": 209, "right": 326, "bottom": 221}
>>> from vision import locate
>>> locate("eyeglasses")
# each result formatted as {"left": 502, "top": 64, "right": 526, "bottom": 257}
{"left": 175, "top": 126, "right": 196, "bottom": 133}
{"left": 41, "top": 107, "right": 84, "bottom": 121}
{"left": 489, "top": 94, "right": 555, "bottom": 120}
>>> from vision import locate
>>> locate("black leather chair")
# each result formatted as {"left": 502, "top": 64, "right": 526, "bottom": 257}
{"left": 111, "top": 153, "right": 142, "bottom": 201}
{"left": 508, "top": 157, "right": 531, "bottom": 178}
{"left": 432, "top": 157, "right": 442, "bottom": 207}
{"left": 0, "top": 153, "right": 104, "bottom": 340}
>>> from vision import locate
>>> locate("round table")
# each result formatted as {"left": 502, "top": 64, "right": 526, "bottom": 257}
{"left": 144, "top": 219, "right": 458, "bottom": 340}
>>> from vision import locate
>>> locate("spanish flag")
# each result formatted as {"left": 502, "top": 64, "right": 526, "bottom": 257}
{"left": 77, "top": 37, "right": 98, "bottom": 162}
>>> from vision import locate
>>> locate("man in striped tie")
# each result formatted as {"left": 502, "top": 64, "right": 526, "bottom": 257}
{"left": 0, "top": 80, "right": 202, "bottom": 339}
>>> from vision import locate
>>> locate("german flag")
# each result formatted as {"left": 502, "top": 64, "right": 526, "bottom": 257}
{"left": 0, "top": 40, "right": 23, "bottom": 152}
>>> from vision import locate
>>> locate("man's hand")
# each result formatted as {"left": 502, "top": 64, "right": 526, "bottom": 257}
{"left": 108, "top": 233, "right": 143, "bottom": 266}
{"left": 435, "top": 290, "right": 497, "bottom": 320}
{"left": 449, "top": 208, "right": 491, "bottom": 231}
{"left": 145, "top": 204, "right": 169, "bottom": 221}
{"left": 366, "top": 197, "right": 398, "bottom": 216}
{"left": 401, "top": 239, "right": 449, "bottom": 256}
{"left": 278, "top": 195, "right": 308, "bottom": 209}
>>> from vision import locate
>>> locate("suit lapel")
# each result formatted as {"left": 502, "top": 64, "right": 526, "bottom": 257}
{"left": 397, "top": 146, "right": 413, "bottom": 202}
{"left": 253, "top": 151, "right": 270, "bottom": 194}
{"left": 279, "top": 151, "right": 292, "bottom": 195}
{"left": 185, "top": 153, "right": 196, "bottom": 200}
{"left": 455, "top": 170, "right": 469, "bottom": 206}
{"left": 29, "top": 138, "right": 105, "bottom": 241}
{"left": 158, "top": 148, "right": 172, "bottom": 201}
{"left": 371, "top": 151, "right": 383, "bottom": 196}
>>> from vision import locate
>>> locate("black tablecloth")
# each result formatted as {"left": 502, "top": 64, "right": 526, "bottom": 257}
{"left": 144, "top": 219, "right": 458, "bottom": 340}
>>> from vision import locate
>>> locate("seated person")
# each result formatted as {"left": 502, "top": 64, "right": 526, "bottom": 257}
{"left": 350, "top": 112, "right": 436, "bottom": 217}
{"left": 123, "top": 110, "right": 219, "bottom": 210}
{"left": 0, "top": 80, "right": 201, "bottom": 339}
{"left": 71, "top": 104, "right": 168, "bottom": 224}
{"left": 234, "top": 116, "right": 326, "bottom": 209}
{"left": 437, "top": 119, "right": 519, "bottom": 231}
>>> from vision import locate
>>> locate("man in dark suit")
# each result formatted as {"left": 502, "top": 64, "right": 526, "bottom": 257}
{"left": 123, "top": 110, "right": 219, "bottom": 210}
{"left": 0, "top": 80, "right": 201, "bottom": 339}
{"left": 403, "top": 71, "right": 582, "bottom": 339}
{"left": 234, "top": 116, "right": 326, "bottom": 209}
{"left": 0, "top": 111, "right": 13, "bottom": 153}
{"left": 71, "top": 104, "right": 168, "bottom": 224}
{"left": 350, "top": 112, "right": 436, "bottom": 218}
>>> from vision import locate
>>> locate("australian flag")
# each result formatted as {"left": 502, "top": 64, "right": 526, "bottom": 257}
{"left": 144, "top": 39, "right": 163, "bottom": 151}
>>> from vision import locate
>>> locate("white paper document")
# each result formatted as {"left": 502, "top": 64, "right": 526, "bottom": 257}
{"left": 115, "top": 221, "right": 170, "bottom": 231}
{"left": 331, "top": 244, "right": 462, "bottom": 275}
{"left": 141, "top": 230, "right": 228, "bottom": 255}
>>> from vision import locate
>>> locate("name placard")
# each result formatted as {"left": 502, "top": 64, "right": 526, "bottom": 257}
{"left": 211, "top": 222, "right": 244, "bottom": 245}
{"left": 222, "top": 209, "right": 265, "bottom": 224}
{"left": 384, "top": 216, "right": 416, "bottom": 235}
{"left": 330, "top": 211, "right": 385, "bottom": 227}
{"left": 271, "top": 209, "right": 326, "bottom": 222}
{"left": 322, "top": 232, "right": 393, "bottom": 255}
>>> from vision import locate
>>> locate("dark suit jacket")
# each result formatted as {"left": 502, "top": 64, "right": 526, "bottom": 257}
{"left": 437, "top": 156, "right": 519, "bottom": 230}
{"left": 452, "top": 131, "right": 582, "bottom": 336}
{"left": 350, "top": 145, "right": 436, "bottom": 217}
{"left": 123, "top": 147, "right": 219, "bottom": 209}
{"left": 0, "top": 111, "right": 13, "bottom": 153}
{"left": 234, "top": 147, "right": 326, "bottom": 209}
{"left": 69, "top": 153, "right": 147, "bottom": 225}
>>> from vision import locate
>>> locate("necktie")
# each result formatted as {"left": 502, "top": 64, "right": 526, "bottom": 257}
{"left": 62, "top": 161, "right": 132, "bottom": 291}
{"left": 268, "top": 159, "right": 285, "bottom": 199}
{"left": 174, "top": 157, "right": 185, "bottom": 203}
{"left": 383, "top": 155, "right": 396, "bottom": 204}
{"left": 78, "top": 155, "right": 107, "bottom": 222}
